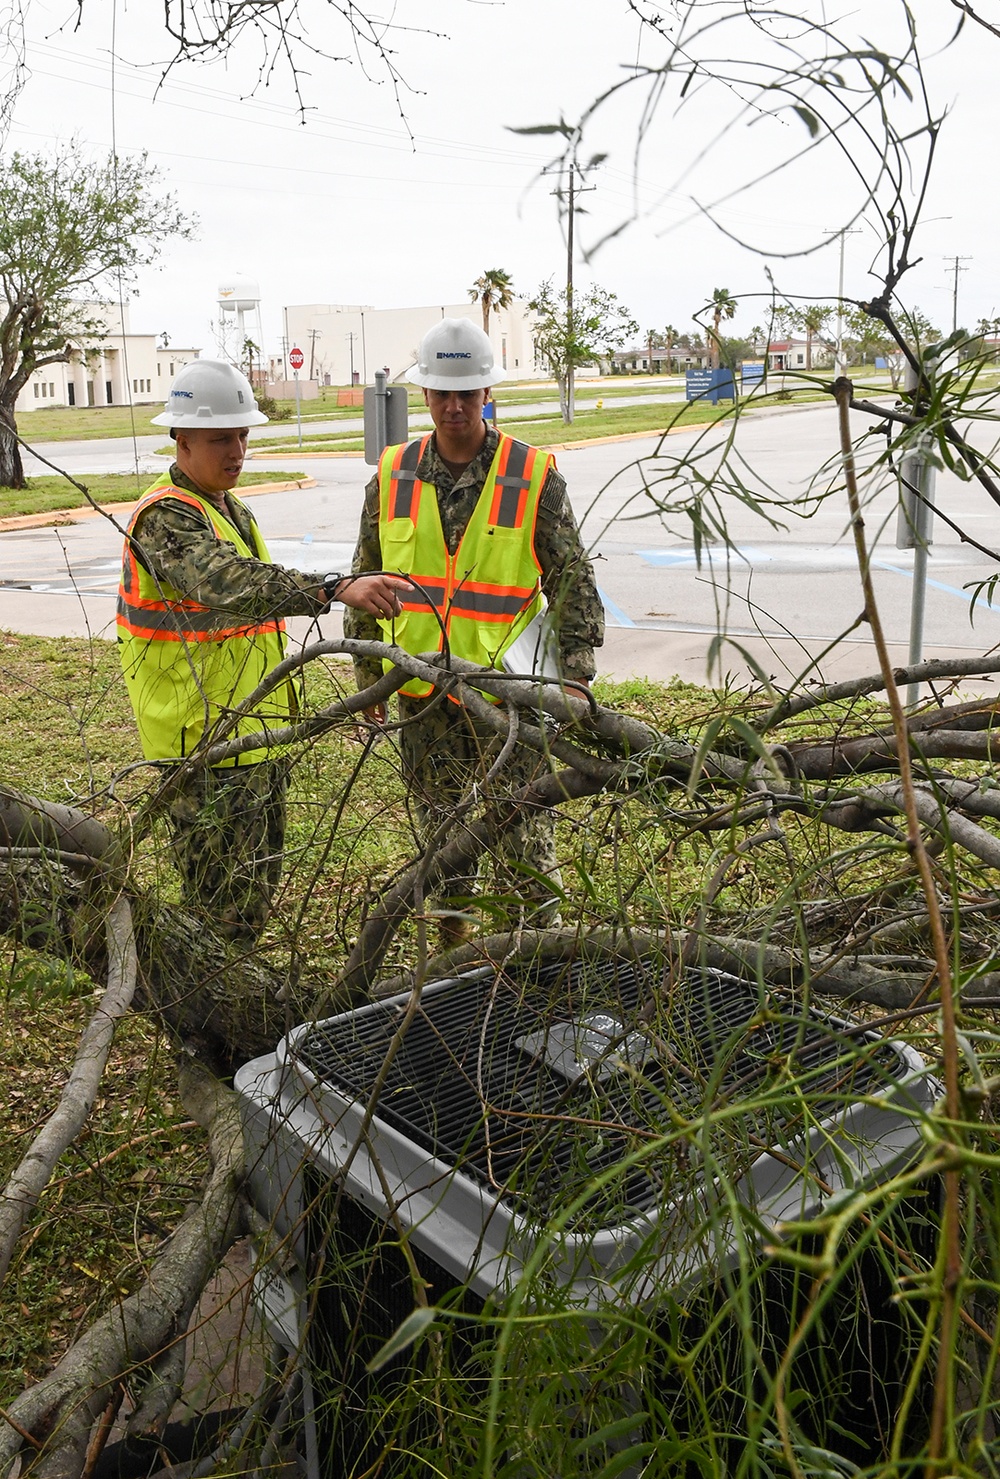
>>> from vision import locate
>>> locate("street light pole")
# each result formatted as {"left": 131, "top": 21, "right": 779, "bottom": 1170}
{"left": 946, "top": 255, "right": 972, "bottom": 334}
{"left": 824, "top": 226, "right": 861, "bottom": 372}
{"left": 552, "top": 161, "right": 595, "bottom": 424}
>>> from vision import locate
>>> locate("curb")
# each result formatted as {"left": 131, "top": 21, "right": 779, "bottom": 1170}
{"left": 0, "top": 477, "right": 319, "bottom": 533}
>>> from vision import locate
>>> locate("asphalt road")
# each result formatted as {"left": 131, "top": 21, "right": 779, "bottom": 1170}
{"left": 3, "top": 399, "right": 1000, "bottom": 691}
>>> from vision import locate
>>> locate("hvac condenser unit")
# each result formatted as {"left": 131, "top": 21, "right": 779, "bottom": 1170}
{"left": 235, "top": 953, "right": 940, "bottom": 1477}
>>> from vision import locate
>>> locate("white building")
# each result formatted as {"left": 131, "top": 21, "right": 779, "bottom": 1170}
{"left": 281, "top": 299, "right": 543, "bottom": 388}
{"left": 15, "top": 303, "right": 200, "bottom": 413}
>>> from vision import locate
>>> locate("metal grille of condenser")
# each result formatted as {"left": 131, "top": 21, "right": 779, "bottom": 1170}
{"left": 290, "top": 958, "right": 915, "bottom": 1228}
{"left": 236, "top": 953, "right": 941, "bottom": 1479}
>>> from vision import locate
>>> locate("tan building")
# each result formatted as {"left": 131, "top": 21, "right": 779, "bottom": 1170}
{"left": 281, "top": 299, "right": 542, "bottom": 388}
{"left": 15, "top": 304, "right": 200, "bottom": 413}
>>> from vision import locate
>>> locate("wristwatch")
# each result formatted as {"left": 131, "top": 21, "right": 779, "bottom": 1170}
{"left": 322, "top": 572, "right": 345, "bottom": 605}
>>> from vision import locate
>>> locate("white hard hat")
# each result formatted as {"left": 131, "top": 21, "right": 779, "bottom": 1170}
{"left": 408, "top": 318, "right": 505, "bottom": 391}
{"left": 151, "top": 359, "right": 268, "bottom": 428}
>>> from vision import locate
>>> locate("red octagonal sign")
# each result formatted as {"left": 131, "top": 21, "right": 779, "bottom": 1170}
{"left": 289, "top": 346, "right": 305, "bottom": 370}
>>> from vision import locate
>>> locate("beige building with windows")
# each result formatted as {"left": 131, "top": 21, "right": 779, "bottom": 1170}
{"left": 15, "top": 304, "right": 199, "bottom": 413}
{"left": 281, "top": 299, "right": 542, "bottom": 388}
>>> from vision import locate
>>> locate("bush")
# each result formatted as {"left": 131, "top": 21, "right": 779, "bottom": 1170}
{"left": 253, "top": 391, "right": 291, "bottom": 421}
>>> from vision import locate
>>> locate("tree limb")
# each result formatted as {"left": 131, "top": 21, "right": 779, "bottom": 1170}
{"left": 0, "top": 896, "right": 136, "bottom": 1286}
{"left": 0, "top": 1063, "right": 246, "bottom": 1479}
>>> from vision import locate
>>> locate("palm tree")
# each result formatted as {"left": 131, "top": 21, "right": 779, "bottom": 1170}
{"left": 469, "top": 269, "right": 515, "bottom": 336}
{"left": 789, "top": 304, "right": 834, "bottom": 370}
{"left": 708, "top": 288, "right": 738, "bottom": 368}
{"left": 662, "top": 323, "right": 678, "bottom": 373}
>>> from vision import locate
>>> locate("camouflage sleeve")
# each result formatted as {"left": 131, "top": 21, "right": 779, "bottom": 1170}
{"left": 131, "top": 498, "right": 326, "bottom": 623}
{"left": 536, "top": 465, "right": 604, "bottom": 681}
{"left": 343, "top": 472, "right": 385, "bottom": 690}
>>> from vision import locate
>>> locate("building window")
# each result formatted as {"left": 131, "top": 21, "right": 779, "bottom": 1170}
{"left": 169, "top": 362, "right": 175, "bottom": 376}
{"left": 157, "top": 363, "right": 161, "bottom": 376}
{"left": 132, "top": 378, "right": 137, "bottom": 392}
{"left": 49, "top": 383, "right": 55, "bottom": 397}
{"left": 34, "top": 383, "right": 39, "bottom": 398}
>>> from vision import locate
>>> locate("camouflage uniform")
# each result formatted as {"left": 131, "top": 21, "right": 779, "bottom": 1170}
{"left": 344, "top": 427, "right": 604, "bottom": 919}
{"left": 129, "top": 465, "right": 328, "bottom": 940}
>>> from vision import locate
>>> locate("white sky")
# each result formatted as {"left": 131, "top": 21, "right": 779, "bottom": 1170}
{"left": 5, "top": 0, "right": 999, "bottom": 361}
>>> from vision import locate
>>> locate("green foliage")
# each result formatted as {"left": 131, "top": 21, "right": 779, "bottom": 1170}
{"left": 529, "top": 279, "right": 640, "bottom": 385}
{"left": 253, "top": 389, "right": 292, "bottom": 420}
{"left": 469, "top": 268, "right": 516, "bottom": 333}
{"left": 0, "top": 145, "right": 193, "bottom": 486}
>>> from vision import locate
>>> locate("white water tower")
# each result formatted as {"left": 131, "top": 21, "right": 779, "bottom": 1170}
{"left": 217, "top": 280, "right": 263, "bottom": 369}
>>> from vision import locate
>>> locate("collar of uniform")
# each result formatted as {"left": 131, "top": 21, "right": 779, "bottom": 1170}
{"left": 420, "top": 424, "right": 500, "bottom": 494}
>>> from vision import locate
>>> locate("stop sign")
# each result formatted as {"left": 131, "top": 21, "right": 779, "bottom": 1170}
{"left": 289, "top": 346, "right": 305, "bottom": 371}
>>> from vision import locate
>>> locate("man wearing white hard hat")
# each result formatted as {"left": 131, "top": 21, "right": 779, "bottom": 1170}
{"left": 344, "top": 319, "right": 604, "bottom": 944}
{"left": 117, "top": 358, "right": 405, "bottom": 941}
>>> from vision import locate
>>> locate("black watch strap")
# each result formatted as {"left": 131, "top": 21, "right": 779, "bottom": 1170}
{"left": 322, "top": 572, "right": 345, "bottom": 604}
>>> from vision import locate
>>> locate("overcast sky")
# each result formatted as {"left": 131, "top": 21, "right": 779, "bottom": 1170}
{"left": 5, "top": 0, "right": 999, "bottom": 361}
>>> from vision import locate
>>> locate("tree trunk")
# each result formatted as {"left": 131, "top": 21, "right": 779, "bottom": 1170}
{"left": 558, "top": 372, "right": 573, "bottom": 423}
{"left": 0, "top": 400, "right": 25, "bottom": 489}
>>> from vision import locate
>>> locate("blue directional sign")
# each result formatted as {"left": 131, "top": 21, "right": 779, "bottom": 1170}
{"left": 686, "top": 368, "right": 735, "bottom": 403}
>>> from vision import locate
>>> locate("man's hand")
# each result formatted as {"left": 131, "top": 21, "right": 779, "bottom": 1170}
{"left": 332, "top": 574, "right": 408, "bottom": 617}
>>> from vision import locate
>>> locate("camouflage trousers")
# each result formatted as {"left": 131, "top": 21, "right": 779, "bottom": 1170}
{"left": 167, "top": 761, "right": 289, "bottom": 943}
{"left": 398, "top": 696, "right": 562, "bottom": 922}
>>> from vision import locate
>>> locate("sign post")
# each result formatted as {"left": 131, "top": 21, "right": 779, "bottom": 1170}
{"left": 896, "top": 362, "right": 937, "bottom": 707}
{"left": 289, "top": 345, "right": 305, "bottom": 447}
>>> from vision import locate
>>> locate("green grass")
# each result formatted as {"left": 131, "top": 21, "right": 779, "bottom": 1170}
{"left": 0, "top": 470, "right": 309, "bottom": 520}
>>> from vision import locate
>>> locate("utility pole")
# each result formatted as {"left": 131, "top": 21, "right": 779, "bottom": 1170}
{"left": 308, "top": 328, "right": 321, "bottom": 381}
{"left": 946, "top": 255, "right": 972, "bottom": 334}
{"left": 360, "top": 311, "right": 368, "bottom": 384}
{"left": 824, "top": 226, "right": 862, "bottom": 372}
{"left": 550, "top": 161, "right": 596, "bottom": 423}
{"left": 346, "top": 331, "right": 356, "bottom": 385}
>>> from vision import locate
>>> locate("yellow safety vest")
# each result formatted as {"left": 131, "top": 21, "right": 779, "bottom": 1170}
{"left": 116, "top": 476, "right": 296, "bottom": 764}
{"left": 377, "top": 433, "right": 552, "bottom": 697}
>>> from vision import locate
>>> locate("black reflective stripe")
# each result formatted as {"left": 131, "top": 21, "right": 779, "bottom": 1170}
{"left": 450, "top": 588, "right": 533, "bottom": 617}
{"left": 117, "top": 598, "right": 253, "bottom": 638}
{"left": 389, "top": 440, "right": 425, "bottom": 521}
{"left": 401, "top": 583, "right": 447, "bottom": 611}
{"left": 493, "top": 440, "right": 532, "bottom": 528}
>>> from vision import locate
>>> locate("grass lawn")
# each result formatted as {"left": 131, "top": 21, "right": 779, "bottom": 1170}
{"left": 0, "top": 470, "right": 309, "bottom": 521}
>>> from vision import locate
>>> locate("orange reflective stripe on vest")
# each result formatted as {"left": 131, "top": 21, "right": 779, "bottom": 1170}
{"left": 376, "top": 433, "right": 552, "bottom": 697}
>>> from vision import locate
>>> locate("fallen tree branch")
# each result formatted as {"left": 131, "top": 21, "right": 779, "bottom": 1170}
{"left": 759, "top": 656, "right": 1000, "bottom": 731}
{"left": 0, "top": 1061, "right": 246, "bottom": 1479}
{"left": 373, "top": 925, "right": 930, "bottom": 1012}
{"left": 0, "top": 895, "right": 137, "bottom": 1285}
{"left": 789, "top": 726, "right": 1000, "bottom": 778}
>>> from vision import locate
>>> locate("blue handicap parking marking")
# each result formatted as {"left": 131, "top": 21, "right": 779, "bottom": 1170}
{"left": 597, "top": 587, "right": 636, "bottom": 628}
